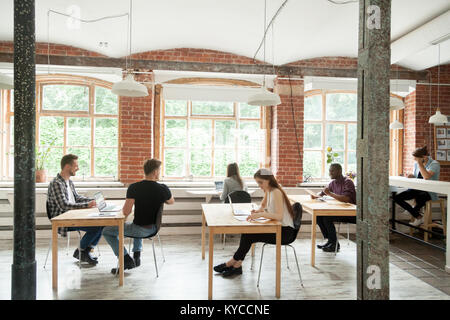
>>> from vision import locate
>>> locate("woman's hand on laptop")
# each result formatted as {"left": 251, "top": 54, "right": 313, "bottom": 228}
{"left": 247, "top": 212, "right": 262, "bottom": 221}
{"left": 88, "top": 200, "right": 96, "bottom": 208}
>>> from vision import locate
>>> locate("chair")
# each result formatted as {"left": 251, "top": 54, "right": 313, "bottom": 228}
{"left": 44, "top": 201, "right": 81, "bottom": 269}
{"left": 420, "top": 199, "right": 446, "bottom": 242}
{"left": 335, "top": 222, "right": 351, "bottom": 255}
{"left": 120, "top": 203, "right": 165, "bottom": 277}
{"left": 223, "top": 190, "right": 252, "bottom": 248}
{"left": 257, "top": 202, "right": 304, "bottom": 288}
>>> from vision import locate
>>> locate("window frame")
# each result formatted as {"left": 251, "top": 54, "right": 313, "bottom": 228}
{"left": 161, "top": 99, "right": 268, "bottom": 180}
{"left": 2, "top": 75, "right": 120, "bottom": 181}
{"left": 303, "top": 90, "right": 357, "bottom": 179}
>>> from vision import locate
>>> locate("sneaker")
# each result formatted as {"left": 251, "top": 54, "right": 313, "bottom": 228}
{"left": 410, "top": 216, "right": 424, "bottom": 227}
{"left": 213, "top": 263, "right": 231, "bottom": 273}
{"left": 133, "top": 251, "right": 141, "bottom": 267}
{"left": 222, "top": 266, "right": 242, "bottom": 277}
{"left": 322, "top": 242, "right": 340, "bottom": 252}
{"left": 111, "top": 254, "right": 135, "bottom": 274}
{"left": 73, "top": 248, "right": 98, "bottom": 261}
{"left": 317, "top": 241, "right": 331, "bottom": 249}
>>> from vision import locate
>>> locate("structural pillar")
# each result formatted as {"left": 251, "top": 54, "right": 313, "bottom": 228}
{"left": 356, "top": 0, "right": 391, "bottom": 299}
{"left": 11, "top": 0, "right": 36, "bottom": 300}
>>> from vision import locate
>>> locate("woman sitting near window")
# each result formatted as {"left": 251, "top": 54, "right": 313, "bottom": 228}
{"left": 219, "top": 163, "right": 248, "bottom": 201}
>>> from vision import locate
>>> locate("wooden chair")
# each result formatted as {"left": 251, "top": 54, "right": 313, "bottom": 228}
{"left": 422, "top": 199, "right": 446, "bottom": 242}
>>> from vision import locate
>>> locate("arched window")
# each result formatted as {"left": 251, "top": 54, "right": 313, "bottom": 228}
{"left": 1, "top": 75, "right": 119, "bottom": 180}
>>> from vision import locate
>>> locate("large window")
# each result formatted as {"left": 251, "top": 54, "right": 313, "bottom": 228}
{"left": 303, "top": 91, "right": 357, "bottom": 179}
{"left": 162, "top": 100, "right": 267, "bottom": 178}
{"left": 1, "top": 77, "right": 119, "bottom": 180}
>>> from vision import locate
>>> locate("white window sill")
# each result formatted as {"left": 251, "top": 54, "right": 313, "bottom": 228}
{"left": 0, "top": 181, "right": 124, "bottom": 189}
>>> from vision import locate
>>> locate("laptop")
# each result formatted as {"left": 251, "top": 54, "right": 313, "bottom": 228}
{"left": 94, "top": 192, "right": 121, "bottom": 212}
{"left": 214, "top": 181, "right": 224, "bottom": 191}
{"left": 228, "top": 195, "right": 252, "bottom": 216}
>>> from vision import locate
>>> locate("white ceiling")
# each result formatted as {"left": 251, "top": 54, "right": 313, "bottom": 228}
{"left": 0, "top": 0, "right": 449, "bottom": 71}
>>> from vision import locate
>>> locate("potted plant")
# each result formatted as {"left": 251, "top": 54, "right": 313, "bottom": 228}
{"left": 35, "top": 139, "right": 56, "bottom": 183}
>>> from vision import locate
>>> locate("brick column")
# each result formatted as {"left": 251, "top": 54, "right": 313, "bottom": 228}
{"left": 119, "top": 71, "right": 153, "bottom": 185}
{"left": 271, "top": 78, "right": 304, "bottom": 187}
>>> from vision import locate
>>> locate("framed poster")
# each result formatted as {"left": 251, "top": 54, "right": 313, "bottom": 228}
{"left": 434, "top": 125, "right": 450, "bottom": 165}
{"left": 437, "top": 150, "right": 446, "bottom": 161}
{"left": 437, "top": 139, "right": 447, "bottom": 149}
{"left": 437, "top": 127, "right": 446, "bottom": 138}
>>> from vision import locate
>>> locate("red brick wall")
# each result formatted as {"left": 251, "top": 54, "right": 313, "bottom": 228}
{"left": 403, "top": 64, "right": 450, "bottom": 181}
{"left": 119, "top": 72, "right": 154, "bottom": 184}
{"left": 272, "top": 79, "right": 304, "bottom": 187}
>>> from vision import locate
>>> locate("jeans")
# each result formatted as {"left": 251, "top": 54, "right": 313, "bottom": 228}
{"left": 392, "top": 189, "right": 431, "bottom": 218}
{"left": 232, "top": 227, "right": 296, "bottom": 261}
{"left": 67, "top": 226, "right": 104, "bottom": 250}
{"left": 316, "top": 216, "right": 356, "bottom": 244}
{"left": 102, "top": 222, "right": 157, "bottom": 257}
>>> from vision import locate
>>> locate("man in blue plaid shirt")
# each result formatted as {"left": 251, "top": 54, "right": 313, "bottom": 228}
{"left": 47, "top": 154, "right": 102, "bottom": 265}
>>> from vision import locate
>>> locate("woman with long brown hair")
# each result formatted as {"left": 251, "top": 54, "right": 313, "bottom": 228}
{"left": 219, "top": 163, "right": 248, "bottom": 201}
{"left": 214, "top": 168, "right": 296, "bottom": 277}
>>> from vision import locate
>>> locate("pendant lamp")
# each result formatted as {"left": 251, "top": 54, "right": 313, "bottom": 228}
{"left": 112, "top": 0, "right": 148, "bottom": 97}
{"left": 390, "top": 96, "right": 404, "bottom": 111}
{"left": 389, "top": 119, "right": 404, "bottom": 130}
{"left": 428, "top": 43, "right": 446, "bottom": 125}
{"left": 0, "top": 72, "right": 13, "bottom": 89}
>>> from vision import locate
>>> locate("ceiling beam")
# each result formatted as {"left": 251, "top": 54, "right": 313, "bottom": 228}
{"left": 0, "top": 52, "right": 428, "bottom": 80}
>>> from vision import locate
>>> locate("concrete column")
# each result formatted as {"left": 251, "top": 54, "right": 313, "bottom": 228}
{"left": 356, "top": 0, "right": 391, "bottom": 299}
{"left": 11, "top": 0, "right": 36, "bottom": 300}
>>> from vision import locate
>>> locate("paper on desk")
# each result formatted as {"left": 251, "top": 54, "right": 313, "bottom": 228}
{"left": 234, "top": 215, "right": 270, "bottom": 222}
{"left": 88, "top": 212, "right": 118, "bottom": 217}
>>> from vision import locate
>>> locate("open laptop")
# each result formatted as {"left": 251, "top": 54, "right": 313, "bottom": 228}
{"left": 214, "top": 181, "right": 224, "bottom": 191}
{"left": 94, "top": 192, "right": 121, "bottom": 212}
{"left": 228, "top": 195, "right": 251, "bottom": 216}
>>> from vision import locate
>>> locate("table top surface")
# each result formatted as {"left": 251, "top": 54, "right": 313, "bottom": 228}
{"left": 51, "top": 200, "right": 126, "bottom": 221}
{"left": 289, "top": 195, "right": 356, "bottom": 212}
{"left": 201, "top": 203, "right": 281, "bottom": 227}
{"left": 187, "top": 189, "right": 256, "bottom": 195}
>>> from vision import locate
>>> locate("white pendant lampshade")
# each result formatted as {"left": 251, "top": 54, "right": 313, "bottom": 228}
{"left": 389, "top": 119, "right": 404, "bottom": 130}
{"left": 0, "top": 72, "right": 13, "bottom": 89}
{"left": 429, "top": 108, "right": 447, "bottom": 125}
{"left": 111, "top": 74, "right": 148, "bottom": 97}
{"left": 247, "top": 87, "right": 281, "bottom": 106}
{"left": 390, "top": 96, "right": 404, "bottom": 111}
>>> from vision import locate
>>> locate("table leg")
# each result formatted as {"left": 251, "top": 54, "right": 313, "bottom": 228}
{"left": 52, "top": 224, "right": 58, "bottom": 290}
{"left": 118, "top": 221, "right": 124, "bottom": 286}
{"left": 251, "top": 243, "right": 255, "bottom": 257}
{"left": 311, "top": 214, "right": 316, "bottom": 267}
{"left": 208, "top": 228, "right": 214, "bottom": 300}
{"left": 276, "top": 225, "right": 281, "bottom": 298}
{"left": 202, "top": 211, "right": 206, "bottom": 260}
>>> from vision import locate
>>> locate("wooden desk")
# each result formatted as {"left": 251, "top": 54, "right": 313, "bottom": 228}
{"left": 50, "top": 200, "right": 126, "bottom": 291}
{"left": 289, "top": 195, "right": 356, "bottom": 267}
{"left": 389, "top": 176, "right": 450, "bottom": 274}
{"left": 187, "top": 189, "right": 256, "bottom": 203}
{"left": 201, "top": 203, "right": 282, "bottom": 300}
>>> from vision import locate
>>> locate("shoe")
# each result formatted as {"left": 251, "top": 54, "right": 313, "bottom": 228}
{"left": 317, "top": 241, "right": 331, "bottom": 249}
{"left": 410, "top": 216, "right": 424, "bottom": 227}
{"left": 213, "top": 263, "right": 231, "bottom": 273}
{"left": 73, "top": 248, "right": 98, "bottom": 261}
{"left": 80, "top": 249, "right": 98, "bottom": 265}
{"left": 133, "top": 251, "right": 141, "bottom": 267}
{"left": 110, "top": 254, "right": 136, "bottom": 274}
{"left": 222, "top": 266, "right": 242, "bottom": 277}
{"left": 322, "top": 242, "right": 340, "bottom": 252}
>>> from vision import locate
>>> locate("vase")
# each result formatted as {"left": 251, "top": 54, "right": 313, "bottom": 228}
{"left": 36, "top": 169, "right": 47, "bottom": 183}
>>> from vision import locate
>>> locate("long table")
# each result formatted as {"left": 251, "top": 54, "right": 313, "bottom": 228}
{"left": 389, "top": 176, "right": 450, "bottom": 274}
{"left": 50, "top": 200, "right": 126, "bottom": 291}
{"left": 288, "top": 195, "right": 356, "bottom": 267}
{"left": 201, "top": 203, "right": 282, "bottom": 300}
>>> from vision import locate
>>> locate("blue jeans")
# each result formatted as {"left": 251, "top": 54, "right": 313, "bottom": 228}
{"left": 102, "top": 222, "right": 157, "bottom": 257}
{"left": 67, "top": 226, "right": 104, "bottom": 250}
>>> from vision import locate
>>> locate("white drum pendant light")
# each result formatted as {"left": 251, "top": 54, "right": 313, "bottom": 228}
{"left": 248, "top": 87, "right": 281, "bottom": 106}
{"left": 390, "top": 96, "right": 404, "bottom": 111}
{"left": 389, "top": 119, "right": 404, "bottom": 130}
{"left": 112, "top": 74, "right": 148, "bottom": 97}
{"left": 428, "top": 43, "right": 446, "bottom": 125}
{"left": 0, "top": 72, "right": 13, "bottom": 89}
{"left": 112, "top": 0, "right": 148, "bottom": 97}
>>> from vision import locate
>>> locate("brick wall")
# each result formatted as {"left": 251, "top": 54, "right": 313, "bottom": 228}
{"left": 119, "top": 71, "right": 154, "bottom": 184}
{"left": 272, "top": 78, "right": 304, "bottom": 187}
{"left": 402, "top": 64, "right": 450, "bottom": 181}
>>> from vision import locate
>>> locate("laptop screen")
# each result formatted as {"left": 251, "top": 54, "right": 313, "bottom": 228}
{"left": 94, "top": 192, "right": 106, "bottom": 209}
{"left": 215, "top": 181, "right": 223, "bottom": 191}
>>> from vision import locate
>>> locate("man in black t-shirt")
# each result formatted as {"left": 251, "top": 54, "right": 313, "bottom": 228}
{"left": 103, "top": 159, "right": 174, "bottom": 273}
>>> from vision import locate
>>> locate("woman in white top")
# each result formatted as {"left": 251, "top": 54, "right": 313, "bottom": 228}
{"left": 220, "top": 163, "right": 248, "bottom": 201}
{"left": 214, "top": 168, "right": 295, "bottom": 277}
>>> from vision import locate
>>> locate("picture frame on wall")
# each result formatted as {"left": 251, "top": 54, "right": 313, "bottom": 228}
{"left": 436, "top": 128, "right": 446, "bottom": 138}
{"left": 437, "top": 150, "right": 447, "bottom": 161}
{"left": 437, "top": 139, "right": 447, "bottom": 149}
{"left": 447, "top": 150, "right": 450, "bottom": 161}
{"left": 447, "top": 128, "right": 450, "bottom": 136}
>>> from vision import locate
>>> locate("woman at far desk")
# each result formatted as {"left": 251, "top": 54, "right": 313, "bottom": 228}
{"left": 219, "top": 163, "right": 248, "bottom": 201}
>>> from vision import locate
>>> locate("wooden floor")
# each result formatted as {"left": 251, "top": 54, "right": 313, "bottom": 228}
{"left": 0, "top": 233, "right": 449, "bottom": 300}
